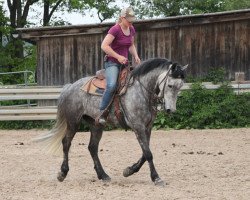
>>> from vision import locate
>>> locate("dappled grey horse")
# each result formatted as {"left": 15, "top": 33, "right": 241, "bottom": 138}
{"left": 39, "top": 58, "right": 187, "bottom": 186}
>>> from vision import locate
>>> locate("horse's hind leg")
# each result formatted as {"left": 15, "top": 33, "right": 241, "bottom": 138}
{"left": 88, "top": 126, "right": 111, "bottom": 181}
{"left": 57, "top": 128, "right": 76, "bottom": 182}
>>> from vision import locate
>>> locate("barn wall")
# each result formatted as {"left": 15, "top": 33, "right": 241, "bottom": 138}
{"left": 37, "top": 34, "right": 104, "bottom": 85}
{"left": 18, "top": 10, "right": 250, "bottom": 85}
{"left": 134, "top": 14, "right": 250, "bottom": 81}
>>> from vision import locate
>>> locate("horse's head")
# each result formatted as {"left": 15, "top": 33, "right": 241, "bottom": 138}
{"left": 157, "top": 63, "right": 188, "bottom": 113}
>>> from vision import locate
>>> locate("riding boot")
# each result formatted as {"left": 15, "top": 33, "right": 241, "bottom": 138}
{"left": 95, "top": 110, "right": 108, "bottom": 125}
{"left": 98, "top": 115, "right": 106, "bottom": 125}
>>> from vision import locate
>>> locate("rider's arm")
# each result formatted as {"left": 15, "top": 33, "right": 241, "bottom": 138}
{"left": 101, "top": 34, "right": 127, "bottom": 64}
{"left": 129, "top": 36, "right": 141, "bottom": 65}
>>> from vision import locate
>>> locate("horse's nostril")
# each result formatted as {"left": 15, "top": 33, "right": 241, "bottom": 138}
{"left": 166, "top": 109, "right": 171, "bottom": 114}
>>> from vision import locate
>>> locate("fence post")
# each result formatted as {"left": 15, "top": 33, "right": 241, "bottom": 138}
{"left": 235, "top": 72, "right": 245, "bottom": 95}
{"left": 235, "top": 72, "right": 245, "bottom": 83}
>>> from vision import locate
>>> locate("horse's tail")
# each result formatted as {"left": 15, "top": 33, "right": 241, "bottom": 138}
{"left": 34, "top": 84, "right": 71, "bottom": 155}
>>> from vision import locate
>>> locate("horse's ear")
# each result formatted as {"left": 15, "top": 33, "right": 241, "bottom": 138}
{"left": 170, "top": 63, "right": 178, "bottom": 71}
{"left": 182, "top": 64, "right": 188, "bottom": 71}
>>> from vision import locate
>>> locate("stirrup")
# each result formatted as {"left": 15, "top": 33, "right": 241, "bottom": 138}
{"left": 95, "top": 110, "right": 107, "bottom": 125}
{"left": 98, "top": 116, "right": 106, "bottom": 125}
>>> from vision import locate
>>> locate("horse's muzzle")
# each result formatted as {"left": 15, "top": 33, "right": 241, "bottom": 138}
{"left": 166, "top": 109, "right": 171, "bottom": 114}
{"left": 165, "top": 107, "right": 176, "bottom": 114}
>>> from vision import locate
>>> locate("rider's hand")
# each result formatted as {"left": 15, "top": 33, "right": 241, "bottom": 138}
{"left": 134, "top": 56, "right": 141, "bottom": 65}
{"left": 117, "top": 55, "right": 128, "bottom": 65}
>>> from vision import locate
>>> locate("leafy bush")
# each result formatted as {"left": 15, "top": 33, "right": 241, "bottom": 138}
{"left": 0, "top": 45, "right": 37, "bottom": 85}
{"left": 0, "top": 120, "right": 91, "bottom": 131}
{"left": 205, "top": 67, "right": 227, "bottom": 83}
{"left": 0, "top": 120, "right": 54, "bottom": 130}
{"left": 154, "top": 83, "right": 250, "bottom": 129}
{"left": 186, "top": 67, "right": 227, "bottom": 83}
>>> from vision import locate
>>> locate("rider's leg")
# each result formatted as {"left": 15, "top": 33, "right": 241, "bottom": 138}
{"left": 98, "top": 62, "right": 120, "bottom": 123}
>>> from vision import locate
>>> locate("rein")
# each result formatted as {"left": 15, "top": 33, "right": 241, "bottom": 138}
{"left": 135, "top": 66, "right": 172, "bottom": 110}
{"left": 157, "top": 67, "right": 172, "bottom": 98}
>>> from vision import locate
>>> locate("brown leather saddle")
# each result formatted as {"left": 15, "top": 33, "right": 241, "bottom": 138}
{"left": 81, "top": 67, "right": 131, "bottom": 96}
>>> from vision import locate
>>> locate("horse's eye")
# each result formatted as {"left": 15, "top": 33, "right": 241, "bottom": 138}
{"left": 168, "top": 85, "right": 173, "bottom": 88}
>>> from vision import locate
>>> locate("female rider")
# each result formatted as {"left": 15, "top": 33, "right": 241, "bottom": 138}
{"left": 97, "top": 7, "right": 141, "bottom": 124}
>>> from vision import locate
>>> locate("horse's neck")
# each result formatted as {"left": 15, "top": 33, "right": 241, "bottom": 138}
{"left": 136, "top": 71, "right": 159, "bottom": 93}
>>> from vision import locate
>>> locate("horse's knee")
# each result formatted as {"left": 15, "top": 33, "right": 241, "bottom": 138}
{"left": 144, "top": 150, "right": 153, "bottom": 161}
{"left": 88, "top": 143, "right": 97, "bottom": 155}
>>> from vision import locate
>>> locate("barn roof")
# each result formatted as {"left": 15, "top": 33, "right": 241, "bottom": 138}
{"left": 16, "top": 9, "right": 250, "bottom": 43}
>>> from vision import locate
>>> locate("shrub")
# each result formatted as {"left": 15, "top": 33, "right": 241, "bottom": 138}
{"left": 0, "top": 120, "right": 91, "bottom": 131}
{"left": 0, "top": 120, "right": 54, "bottom": 130}
{"left": 153, "top": 83, "right": 250, "bottom": 129}
{"left": 186, "top": 67, "right": 227, "bottom": 83}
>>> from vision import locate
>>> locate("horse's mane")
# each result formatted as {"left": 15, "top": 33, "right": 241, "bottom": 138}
{"left": 131, "top": 58, "right": 172, "bottom": 77}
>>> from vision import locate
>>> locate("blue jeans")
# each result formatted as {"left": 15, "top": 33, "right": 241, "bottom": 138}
{"left": 99, "top": 61, "right": 121, "bottom": 110}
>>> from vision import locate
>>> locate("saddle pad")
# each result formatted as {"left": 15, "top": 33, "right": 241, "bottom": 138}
{"left": 92, "top": 78, "right": 106, "bottom": 89}
{"left": 81, "top": 78, "right": 104, "bottom": 96}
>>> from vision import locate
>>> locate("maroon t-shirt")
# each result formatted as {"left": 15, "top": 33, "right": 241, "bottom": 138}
{"left": 107, "top": 24, "right": 135, "bottom": 64}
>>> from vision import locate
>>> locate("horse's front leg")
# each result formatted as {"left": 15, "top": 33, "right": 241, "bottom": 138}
{"left": 123, "top": 130, "right": 151, "bottom": 177}
{"left": 123, "top": 155, "right": 146, "bottom": 177}
{"left": 134, "top": 128, "right": 164, "bottom": 186}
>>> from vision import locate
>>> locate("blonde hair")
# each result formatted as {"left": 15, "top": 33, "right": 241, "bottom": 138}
{"left": 116, "top": 6, "right": 135, "bottom": 24}
{"left": 116, "top": 16, "right": 122, "bottom": 24}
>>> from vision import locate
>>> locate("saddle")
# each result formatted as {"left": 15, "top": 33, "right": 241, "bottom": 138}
{"left": 81, "top": 67, "right": 131, "bottom": 96}
{"left": 81, "top": 67, "right": 132, "bottom": 129}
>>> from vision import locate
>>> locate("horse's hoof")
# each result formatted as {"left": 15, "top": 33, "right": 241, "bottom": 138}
{"left": 102, "top": 176, "right": 111, "bottom": 182}
{"left": 57, "top": 172, "right": 66, "bottom": 182}
{"left": 154, "top": 178, "right": 165, "bottom": 187}
{"left": 123, "top": 167, "right": 133, "bottom": 177}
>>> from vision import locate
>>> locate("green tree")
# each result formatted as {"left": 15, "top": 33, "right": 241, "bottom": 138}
{"left": 127, "top": 0, "right": 250, "bottom": 18}
{"left": 1, "top": 0, "right": 123, "bottom": 82}
{"left": 81, "top": 0, "right": 120, "bottom": 22}
{"left": 41, "top": 0, "right": 121, "bottom": 26}
{"left": 183, "top": 0, "right": 226, "bottom": 14}
{"left": 224, "top": 0, "right": 250, "bottom": 10}
{"left": 1, "top": 1, "right": 36, "bottom": 82}
{"left": 0, "top": 2, "right": 14, "bottom": 68}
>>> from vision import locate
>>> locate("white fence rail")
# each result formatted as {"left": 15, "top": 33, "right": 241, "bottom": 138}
{"left": 0, "top": 107, "right": 58, "bottom": 121}
{"left": 182, "top": 82, "right": 250, "bottom": 93}
{"left": 0, "top": 82, "right": 249, "bottom": 121}
{"left": 0, "top": 87, "right": 63, "bottom": 101}
{"left": 0, "top": 86, "right": 62, "bottom": 121}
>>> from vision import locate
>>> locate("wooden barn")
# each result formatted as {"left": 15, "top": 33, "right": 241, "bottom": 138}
{"left": 17, "top": 9, "right": 250, "bottom": 86}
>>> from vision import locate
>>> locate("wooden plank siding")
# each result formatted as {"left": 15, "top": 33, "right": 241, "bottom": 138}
{"left": 37, "top": 34, "right": 104, "bottom": 85}
{"left": 17, "top": 9, "right": 250, "bottom": 86}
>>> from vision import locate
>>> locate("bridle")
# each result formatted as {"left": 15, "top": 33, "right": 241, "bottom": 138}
{"left": 135, "top": 66, "right": 172, "bottom": 111}
{"left": 157, "top": 67, "right": 172, "bottom": 98}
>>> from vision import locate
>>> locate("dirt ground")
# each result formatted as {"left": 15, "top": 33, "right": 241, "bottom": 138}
{"left": 0, "top": 128, "right": 249, "bottom": 200}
